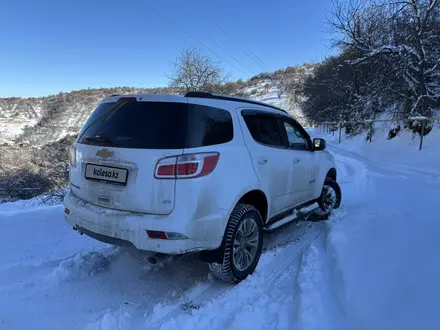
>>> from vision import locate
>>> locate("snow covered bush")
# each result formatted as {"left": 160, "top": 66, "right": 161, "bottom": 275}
{"left": 0, "top": 148, "right": 48, "bottom": 200}
{"left": 408, "top": 120, "right": 433, "bottom": 136}
{"left": 0, "top": 134, "right": 75, "bottom": 203}
{"left": 387, "top": 124, "right": 401, "bottom": 140}
{"left": 301, "top": 0, "right": 440, "bottom": 133}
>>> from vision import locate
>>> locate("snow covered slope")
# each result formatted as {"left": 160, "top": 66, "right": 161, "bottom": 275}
{"left": 322, "top": 124, "right": 440, "bottom": 178}
{"left": 0, "top": 98, "right": 44, "bottom": 144}
{"left": 0, "top": 87, "right": 177, "bottom": 146}
{"left": 1, "top": 128, "right": 439, "bottom": 330}
{"left": 243, "top": 79, "right": 306, "bottom": 123}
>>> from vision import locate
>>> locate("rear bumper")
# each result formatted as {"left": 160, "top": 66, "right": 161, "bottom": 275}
{"left": 63, "top": 190, "right": 227, "bottom": 254}
{"left": 75, "top": 225, "right": 136, "bottom": 248}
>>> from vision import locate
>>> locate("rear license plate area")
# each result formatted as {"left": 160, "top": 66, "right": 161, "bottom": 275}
{"left": 85, "top": 163, "right": 128, "bottom": 185}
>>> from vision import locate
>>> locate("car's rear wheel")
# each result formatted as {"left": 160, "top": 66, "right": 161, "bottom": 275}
{"left": 209, "top": 203, "right": 263, "bottom": 283}
{"left": 313, "top": 178, "right": 342, "bottom": 221}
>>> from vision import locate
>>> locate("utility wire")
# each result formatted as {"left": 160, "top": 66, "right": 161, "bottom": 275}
{"left": 137, "top": 0, "right": 247, "bottom": 76}
{"left": 204, "top": 35, "right": 256, "bottom": 75}
{"left": 187, "top": 24, "right": 257, "bottom": 75}
{"left": 215, "top": 22, "right": 271, "bottom": 72}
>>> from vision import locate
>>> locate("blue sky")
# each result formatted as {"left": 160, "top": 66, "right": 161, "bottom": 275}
{"left": 0, "top": 0, "right": 336, "bottom": 97}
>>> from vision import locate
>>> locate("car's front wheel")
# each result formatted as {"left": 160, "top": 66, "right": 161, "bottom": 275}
{"left": 209, "top": 203, "right": 263, "bottom": 283}
{"left": 313, "top": 178, "right": 342, "bottom": 220}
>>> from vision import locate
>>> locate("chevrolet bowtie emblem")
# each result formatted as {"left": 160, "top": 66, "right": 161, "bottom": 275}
{"left": 96, "top": 148, "right": 114, "bottom": 159}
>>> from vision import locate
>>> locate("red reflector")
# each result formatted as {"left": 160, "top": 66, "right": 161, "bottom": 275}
{"left": 177, "top": 162, "right": 199, "bottom": 176}
{"left": 157, "top": 164, "right": 176, "bottom": 176}
{"left": 117, "top": 97, "right": 137, "bottom": 102}
{"left": 64, "top": 208, "right": 71, "bottom": 215}
{"left": 146, "top": 230, "right": 168, "bottom": 240}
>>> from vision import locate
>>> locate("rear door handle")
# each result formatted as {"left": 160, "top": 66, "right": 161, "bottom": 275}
{"left": 258, "top": 157, "right": 268, "bottom": 164}
{"left": 293, "top": 158, "right": 301, "bottom": 163}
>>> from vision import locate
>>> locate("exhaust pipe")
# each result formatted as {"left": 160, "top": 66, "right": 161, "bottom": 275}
{"left": 147, "top": 253, "right": 167, "bottom": 265}
{"left": 73, "top": 225, "right": 83, "bottom": 235}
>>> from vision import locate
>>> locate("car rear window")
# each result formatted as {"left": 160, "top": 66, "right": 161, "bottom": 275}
{"left": 77, "top": 101, "right": 233, "bottom": 149}
{"left": 77, "top": 101, "right": 188, "bottom": 149}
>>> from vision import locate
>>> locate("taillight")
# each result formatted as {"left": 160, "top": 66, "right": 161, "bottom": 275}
{"left": 155, "top": 156, "right": 177, "bottom": 179}
{"left": 154, "top": 152, "right": 219, "bottom": 179}
{"left": 69, "top": 144, "right": 77, "bottom": 167}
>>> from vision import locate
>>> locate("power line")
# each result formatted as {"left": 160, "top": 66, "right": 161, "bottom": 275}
{"left": 215, "top": 23, "right": 271, "bottom": 72}
{"left": 216, "top": 23, "right": 270, "bottom": 71}
{"left": 183, "top": 23, "right": 257, "bottom": 76}
{"left": 201, "top": 34, "right": 257, "bottom": 76}
{"left": 137, "top": 0, "right": 248, "bottom": 76}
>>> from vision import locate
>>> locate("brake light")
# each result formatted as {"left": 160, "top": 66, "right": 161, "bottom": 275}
{"left": 154, "top": 152, "right": 219, "bottom": 179}
{"left": 117, "top": 97, "right": 137, "bottom": 102}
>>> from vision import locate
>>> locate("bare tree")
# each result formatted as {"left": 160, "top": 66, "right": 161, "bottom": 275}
{"left": 168, "top": 47, "right": 227, "bottom": 92}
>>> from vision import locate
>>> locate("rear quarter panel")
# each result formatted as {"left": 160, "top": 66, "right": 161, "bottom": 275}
{"left": 175, "top": 98, "right": 260, "bottom": 237}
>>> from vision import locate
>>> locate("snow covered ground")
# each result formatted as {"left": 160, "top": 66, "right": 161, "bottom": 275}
{"left": 1, "top": 128, "right": 440, "bottom": 330}
{"left": 0, "top": 119, "right": 33, "bottom": 145}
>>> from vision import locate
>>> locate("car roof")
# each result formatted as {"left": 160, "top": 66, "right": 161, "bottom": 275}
{"left": 102, "top": 92, "right": 289, "bottom": 116}
{"left": 183, "top": 92, "right": 288, "bottom": 114}
{"left": 102, "top": 94, "right": 186, "bottom": 104}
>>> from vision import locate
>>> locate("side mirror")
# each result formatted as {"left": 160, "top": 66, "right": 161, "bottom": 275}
{"left": 313, "top": 138, "right": 326, "bottom": 151}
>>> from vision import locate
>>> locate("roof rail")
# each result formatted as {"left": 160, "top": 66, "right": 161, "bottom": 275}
{"left": 184, "top": 91, "right": 288, "bottom": 114}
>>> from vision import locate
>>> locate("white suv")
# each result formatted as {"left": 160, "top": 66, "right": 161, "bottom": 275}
{"left": 63, "top": 92, "right": 341, "bottom": 283}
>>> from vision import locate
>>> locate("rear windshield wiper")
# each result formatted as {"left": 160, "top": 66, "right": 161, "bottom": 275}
{"left": 84, "top": 135, "right": 119, "bottom": 147}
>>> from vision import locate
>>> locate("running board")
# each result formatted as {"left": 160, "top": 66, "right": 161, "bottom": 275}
{"left": 264, "top": 202, "right": 320, "bottom": 232}
{"left": 264, "top": 211, "right": 298, "bottom": 231}
{"left": 297, "top": 202, "right": 320, "bottom": 216}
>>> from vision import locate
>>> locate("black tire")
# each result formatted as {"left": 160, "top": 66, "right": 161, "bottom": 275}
{"left": 313, "top": 178, "right": 342, "bottom": 221}
{"left": 209, "top": 203, "right": 264, "bottom": 283}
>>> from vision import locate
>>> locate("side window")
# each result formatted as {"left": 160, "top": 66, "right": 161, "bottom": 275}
{"left": 282, "top": 121, "right": 310, "bottom": 151}
{"left": 186, "top": 104, "right": 234, "bottom": 147}
{"left": 243, "top": 115, "right": 282, "bottom": 147}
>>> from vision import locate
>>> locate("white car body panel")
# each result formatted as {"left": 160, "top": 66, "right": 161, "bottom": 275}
{"left": 235, "top": 106, "right": 291, "bottom": 217}
{"left": 70, "top": 144, "right": 184, "bottom": 215}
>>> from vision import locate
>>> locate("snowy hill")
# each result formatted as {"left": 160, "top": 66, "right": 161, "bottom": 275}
{"left": 1, "top": 128, "right": 439, "bottom": 329}
{"left": 0, "top": 87, "right": 178, "bottom": 146}
{"left": 0, "top": 98, "right": 44, "bottom": 144}
{"left": 0, "top": 64, "right": 315, "bottom": 146}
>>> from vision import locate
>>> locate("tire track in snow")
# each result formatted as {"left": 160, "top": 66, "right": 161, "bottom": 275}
{"left": 0, "top": 244, "right": 210, "bottom": 330}
{"left": 289, "top": 141, "right": 368, "bottom": 330}
{"left": 0, "top": 247, "right": 118, "bottom": 293}
{"left": 329, "top": 144, "right": 440, "bottom": 183}
{"left": 88, "top": 221, "right": 324, "bottom": 329}
{"left": 318, "top": 142, "right": 384, "bottom": 330}
{"left": 294, "top": 220, "right": 350, "bottom": 330}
